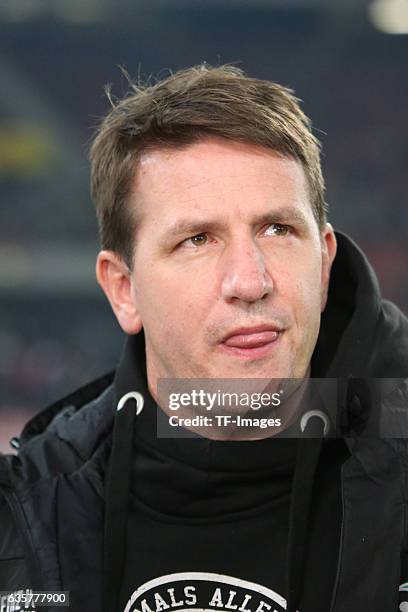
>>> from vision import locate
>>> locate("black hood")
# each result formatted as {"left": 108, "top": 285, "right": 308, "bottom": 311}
{"left": 313, "top": 231, "right": 407, "bottom": 378}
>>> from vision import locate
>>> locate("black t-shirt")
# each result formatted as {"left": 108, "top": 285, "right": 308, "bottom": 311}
{"left": 119, "top": 390, "right": 348, "bottom": 612}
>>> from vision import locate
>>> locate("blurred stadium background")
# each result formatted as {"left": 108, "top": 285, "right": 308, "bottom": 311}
{"left": 1, "top": 0, "right": 407, "bottom": 452}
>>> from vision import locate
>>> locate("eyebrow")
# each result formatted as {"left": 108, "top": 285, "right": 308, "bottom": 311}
{"left": 162, "top": 206, "right": 310, "bottom": 240}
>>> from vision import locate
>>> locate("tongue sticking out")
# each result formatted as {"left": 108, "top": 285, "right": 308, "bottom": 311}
{"left": 223, "top": 330, "right": 279, "bottom": 349}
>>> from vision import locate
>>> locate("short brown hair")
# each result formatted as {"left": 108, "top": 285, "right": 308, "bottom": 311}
{"left": 90, "top": 64, "right": 327, "bottom": 267}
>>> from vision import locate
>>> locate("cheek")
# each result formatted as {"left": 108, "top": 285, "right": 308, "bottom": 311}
{"left": 284, "top": 258, "right": 323, "bottom": 324}
{"left": 136, "top": 270, "right": 211, "bottom": 330}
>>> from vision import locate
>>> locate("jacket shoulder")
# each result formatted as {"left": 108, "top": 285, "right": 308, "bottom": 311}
{"left": 1, "top": 372, "right": 116, "bottom": 487}
{"left": 369, "top": 300, "right": 408, "bottom": 377}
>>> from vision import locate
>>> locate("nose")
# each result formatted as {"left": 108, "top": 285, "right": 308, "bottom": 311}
{"left": 220, "top": 238, "right": 273, "bottom": 303}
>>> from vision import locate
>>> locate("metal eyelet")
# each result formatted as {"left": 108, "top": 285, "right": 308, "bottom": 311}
{"left": 10, "top": 437, "right": 21, "bottom": 450}
{"left": 300, "top": 409, "right": 330, "bottom": 437}
{"left": 116, "top": 391, "right": 144, "bottom": 416}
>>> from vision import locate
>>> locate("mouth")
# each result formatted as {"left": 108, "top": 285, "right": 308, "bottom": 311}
{"left": 218, "top": 325, "right": 283, "bottom": 359}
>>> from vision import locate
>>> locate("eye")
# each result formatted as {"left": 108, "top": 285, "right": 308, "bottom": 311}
{"left": 181, "top": 233, "right": 208, "bottom": 248}
{"left": 264, "top": 223, "right": 292, "bottom": 237}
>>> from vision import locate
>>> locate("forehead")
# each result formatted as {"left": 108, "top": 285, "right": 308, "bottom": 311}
{"left": 131, "top": 137, "right": 312, "bottom": 225}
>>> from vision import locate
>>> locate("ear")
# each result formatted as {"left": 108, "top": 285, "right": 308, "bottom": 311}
{"left": 320, "top": 223, "right": 337, "bottom": 312}
{"left": 96, "top": 250, "right": 142, "bottom": 334}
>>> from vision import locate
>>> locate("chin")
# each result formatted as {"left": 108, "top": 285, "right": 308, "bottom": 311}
{"left": 219, "top": 363, "right": 290, "bottom": 380}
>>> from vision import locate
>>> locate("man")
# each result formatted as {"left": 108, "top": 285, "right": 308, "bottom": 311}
{"left": 0, "top": 64, "right": 407, "bottom": 612}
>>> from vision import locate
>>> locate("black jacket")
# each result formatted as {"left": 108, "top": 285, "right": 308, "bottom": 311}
{"left": 1, "top": 232, "right": 408, "bottom": 612}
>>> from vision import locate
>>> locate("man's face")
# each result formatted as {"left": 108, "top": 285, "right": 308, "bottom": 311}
{"left": 124, "top": 138, "right": 336, "bottom": 389}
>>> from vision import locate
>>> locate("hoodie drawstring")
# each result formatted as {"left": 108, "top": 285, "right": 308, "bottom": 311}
{"left": 286, "top": 434, "right": 324, "bottom": 612}
{"left": 103, "top": 392, "right": 144, "bottom": 612}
